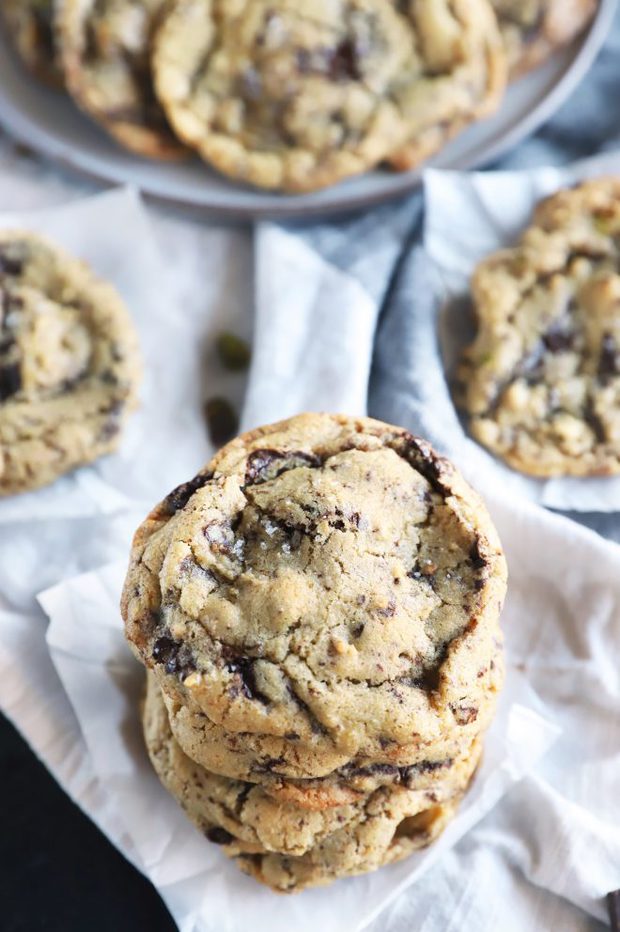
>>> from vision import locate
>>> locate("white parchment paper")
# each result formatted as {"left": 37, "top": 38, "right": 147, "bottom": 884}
{"left": 421, "top": 150, "right": 620, "bottom": 512}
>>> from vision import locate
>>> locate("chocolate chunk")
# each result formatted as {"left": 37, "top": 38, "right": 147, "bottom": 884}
{"left": 327, "top": 38, "right": 361, "bottom": 81}
{"left": 227, "top": 657, "right": 269, "bottom": 704}
{"left": 284, "top": 731, "right": 300, "bottom": 740}
{"left": 584, "top": 397, "right": 607, "bottom": 444}
{"left": 352, "top": 623, "right": 365, "bottom": 638}
{"left": 245, "top": 448, "right": 320, "bottom": 485}
{"left": 543, "top": 324, "right": 574, "bottom": 353}
{"left": 469, "top": 538, "right": 487, "bottom": 571}
{"left": 205, "top": 397, "right": 238, "bottom": 447}
{"left": 397, "top": 434, "right": 454, "bottom": 496}
{"left": 599, "top": 333, "right": 619, "bottom": 379}
{"left": 152, "top": 636, "right": 195, "bottom": 679}
{"left": 0, "top": 362, "right": 21, "bottom": 400}
{"left": 206, "top": 827, "right": 235, "bottom": 845}
{"left": 164, "top": 472, "right": 213, "bottom": 514}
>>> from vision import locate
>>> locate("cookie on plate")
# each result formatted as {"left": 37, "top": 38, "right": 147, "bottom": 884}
{"left": 0, "top": 231, "right": 141, "bottom": 495}
{"left": 122, "top": 413, "right": 506, "bottom": 780}
{"left": 491, "top": 0, "right": 598, "bottom": 78}
{"left": 152, "top": 0, "right": 507, "bottom": 192}
{"left": 0, "top": 0, "right": 62, "bottom": 86}
{"left": 57, "top": 0, "right": 184, "bottom": 159}
{"left": 144, "top": 672, "right": 480, "bottom": 890}
{"left": 457, "top": 177, "right": 620, "bottom": 478}
{"left": 387, "top": 0, "right": 507, "bottom": 171}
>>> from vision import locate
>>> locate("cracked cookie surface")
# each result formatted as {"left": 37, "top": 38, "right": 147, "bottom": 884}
{"left": 0, "top": 0, "right": 62, "bottom": 85}
{"left": 152, "top": 0, "right": 506, "bottom": 191}
{"left": 457, "top": 178, "right": 620, "bottom": 478}
{"left": 123, "top": 413, "right": 506, "bottom": 780}
{"left": 57, "top": 0, "right": 184, "bottom": 159}
{"left": 144, "top": 672, "right": 479, "bottom": 890}
{"left": 0, "top": 231, "right": 141, "bottom": 495}
{"left": 491, "top": 0, "right": 597, "bottom": 78}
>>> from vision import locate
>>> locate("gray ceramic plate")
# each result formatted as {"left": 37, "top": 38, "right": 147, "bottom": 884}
{"left": 0, "top": 0, "right": 616, "bottom": 220}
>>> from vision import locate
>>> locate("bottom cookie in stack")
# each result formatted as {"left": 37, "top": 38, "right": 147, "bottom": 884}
{"left": 143, "top": 673, "right": 482, "bottom": 893}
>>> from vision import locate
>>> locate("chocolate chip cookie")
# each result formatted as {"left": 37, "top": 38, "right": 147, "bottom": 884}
{"left": 0, "top": 0, "right": 62, "bottom": 86}
{"left": 387, "top": 0, "right": 507, "bottom": 172}
{"left": 457, "top": 178, "right": 620, "bottom": 478}
{"left": 0, "top": 231, "right": 141, "bottom": 495}
{"left": 57, "top": 0, "right": 184, "bottom": 159}
{"left": 144, "top": 672, "right": 479, "bottom": 890}
{"left": 123, "top": 413, "right": 506, "bottom": 780}
{"left": 152, "top": 0, "right": 507, "bottom": 192}
{"left": 491, "top": 0, "right": 597, "bottom": 78}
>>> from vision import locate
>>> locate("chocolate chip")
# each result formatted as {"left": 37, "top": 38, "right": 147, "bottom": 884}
{"left": 227, "top": 657, "right": 269, "bottom": 704}
{"left": 599, "top": 333, "right": 619, "bottom": 379}
{"left": 245, "top": 448, "right": 320, "bottom": 485}
{"left": 206, "top": 827, "right": 235, "bottom": 845}
{"left": 352, "top": 623, "right": 365, "bottom": 638}
{"left": 164, "top": 472, "right": 213, "bottom": 514}
{"left": 0, "top": 362, "right": 21, "bottom": 400}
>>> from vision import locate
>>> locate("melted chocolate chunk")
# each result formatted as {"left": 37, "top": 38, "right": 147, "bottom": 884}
{"left": 397, "top": 434, "right": 454, "bottom": 496}
{"left": 0, "top": 362, "right": 21, "bottom": 400}
{"left": 227, "top": 657, "right": 269, "bottom": 704}
{"left": 245, "top": 448, "right": 321, "bottom": 485}
{"left": 206, "top": 827, "right": 235, "bottom": 845}
{"left": 164, "top": 472, "right": 213, "bottom": 514}
{"left": 599, "top": 333, "right": 620, "bottom": 379}
{"left": 152, "top": 636, "right": 195, "bottom": 679}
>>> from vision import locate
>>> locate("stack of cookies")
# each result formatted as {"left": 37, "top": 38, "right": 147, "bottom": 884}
{"left": 122, "top": 413, "right": 507, "bottom": 891}
{"left": 1, "top": 0, "right": 597, "bottom": 193}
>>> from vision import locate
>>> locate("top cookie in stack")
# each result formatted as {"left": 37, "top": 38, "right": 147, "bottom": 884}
{"left": 122, "top": 413, "right": 507, "bottom": 890}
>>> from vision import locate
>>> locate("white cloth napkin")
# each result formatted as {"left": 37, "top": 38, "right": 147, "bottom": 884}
{"left": 0, "top": 167, "right": 618, "bottom": 932}
{"left": 418, "top": 149, "right": 620, "bottom": 512}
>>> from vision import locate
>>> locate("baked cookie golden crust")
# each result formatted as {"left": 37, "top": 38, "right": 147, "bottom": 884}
{"left": 0, "top": 231, "right": 141, "bottom": 496}
{"left": 122, "top": 413, "right": 506, "bottom": 780}
{"left": 387, "top": 0, "right": 507, "bottom": 171}
{"left": 457, "top": 178, "right": 620, "bottom": 478}
{"left": 144, "top": 672, "right": 480, "bottom": 891}
{"left": 0, "top": 0, "right": 62, "bottom": 86}
{"left": 57, "top": 0, "right": 185, "bottom": 159}
{"left": 491, "top": 0, "right": 597, "bottom": 78}
{"left": 152, "top": 0, "right": 507, "bottom": 192}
